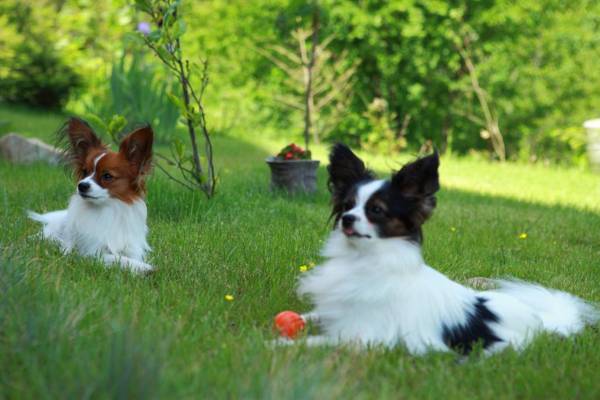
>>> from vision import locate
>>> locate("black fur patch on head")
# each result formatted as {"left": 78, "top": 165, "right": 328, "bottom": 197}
{"left": 363, "top": 182, "right": 424, "bottom": 243}
{"left": 352, "top": 152, "right": 440, "bottom": 243}
{"left": 391, "top": 152, "right": 440, "bottom": 225}
{"left": 442, "top": 297, "right": 502, "bottom": 355}
{"left": 328, "top": 144, "right": 375, "bottom": 223}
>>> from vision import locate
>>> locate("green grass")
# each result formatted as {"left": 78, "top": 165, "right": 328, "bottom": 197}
{"left": 1, "top": 106, "right": 600, "bottom": 399}
{"left": 0, "top": 104, "right": 66, "bottom": 140}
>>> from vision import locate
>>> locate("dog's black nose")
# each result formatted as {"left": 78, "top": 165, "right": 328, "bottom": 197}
{"left": 341, "top": 214, "right": 357, "bottom": 229}
{"left": 78, "top": 181, "right": 90, "bottom": 193}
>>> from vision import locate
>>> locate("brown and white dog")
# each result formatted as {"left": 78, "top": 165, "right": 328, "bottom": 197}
{"left": 29, "top": 117, "right": 154, "bottom": 274}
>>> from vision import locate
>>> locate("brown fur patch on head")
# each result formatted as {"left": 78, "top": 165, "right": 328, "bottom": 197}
{"left": 119, "top": 126, "right": 153, "bottom": 178}
{"left": 64, "top": 117, "right": 106, "bottom": 176}
{"left": 62, "top": 119, "right": 154, "bottom": 203}
{"left": 94, "top": 151, "right": 145, "bottom": 203}
{"left": 78, "top": 148, "right": 108, "bottom": 180}
{"left": 90, "top": 125, "right": 154, "bottom": 203}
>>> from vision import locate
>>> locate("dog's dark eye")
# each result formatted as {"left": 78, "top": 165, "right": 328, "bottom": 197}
{"left": 102, "top": 172, "right": 113, "bottom": 182}
{"left": 369, "top": 205, "right": 384, "bottom": 215}
{"left": 82, "top": 169, "right": 88, "bottom": 176}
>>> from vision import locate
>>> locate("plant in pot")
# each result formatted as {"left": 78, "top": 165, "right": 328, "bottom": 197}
{"left": 262, "top": 7, "right": 357, "bottom": 194}
{"left": 266, "top": 143, "right": 320, "bottom": 193}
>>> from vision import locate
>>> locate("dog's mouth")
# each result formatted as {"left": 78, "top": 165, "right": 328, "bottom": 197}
{"left": 79, "top": 193, "right": 99, "bottom": 200}
{"left": 342, "top": 227, "right": 371, "bottom": 239}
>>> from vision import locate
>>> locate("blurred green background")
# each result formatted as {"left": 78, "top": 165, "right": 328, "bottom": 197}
{"left": 3, "top": 3, "right": 600, "bottom": 398}
{"left": 1, "top": 0, "right": 599, "bottom": 165}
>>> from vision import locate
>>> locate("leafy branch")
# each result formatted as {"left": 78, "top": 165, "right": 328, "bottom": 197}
{"left": 133, "top": 0, "right": 216, "bottom": 197}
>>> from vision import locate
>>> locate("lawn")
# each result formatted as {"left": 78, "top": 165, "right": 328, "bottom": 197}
{"left": 1, "top": 105, "right": 600, "bottom": 399}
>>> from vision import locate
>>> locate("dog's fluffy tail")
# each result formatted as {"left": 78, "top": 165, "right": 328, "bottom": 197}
{"left": 28, "top": 210, "right": 48, "bottom": 223}
{"left": 495, "top": 279, "right": 599, "bottom": 336}
{"left": 27, "top": 210, "right": 68, "bottom": 242}
{"left": 28, "top": 210, "right": 67, "bottom": 224}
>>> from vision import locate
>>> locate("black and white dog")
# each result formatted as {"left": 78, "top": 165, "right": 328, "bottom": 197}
{"left": 297, "top": 144, "right": 598, "bottom": 354}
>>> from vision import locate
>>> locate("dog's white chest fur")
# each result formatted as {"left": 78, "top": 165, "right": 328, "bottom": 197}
{"left": 299, "top": 232, "right": 473, "bottom": 353}
{"left": 31, "top": 194, "right": 150, "bottom": 264}
{"left": 298, "top": 230, "right": 598, "bottom": 354}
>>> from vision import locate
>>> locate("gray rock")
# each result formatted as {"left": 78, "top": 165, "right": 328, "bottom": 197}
{"left": 0, "top": 133, "right": 64, "bottom": 165}
{"left": 465, "top": 277, "right": 498, "bottom": 290}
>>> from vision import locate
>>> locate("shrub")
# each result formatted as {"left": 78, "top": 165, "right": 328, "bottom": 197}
{"left": 0, "top": 42, "right": 81, "bottom": 109}
{"left": 0, "top": 2, "right": 81, "bottom": 109}
{"left": 520, "top": 127, "right": 588, "bottom": 166}
{"left": 85, "top": 51, "right": 180, "bottom": 144}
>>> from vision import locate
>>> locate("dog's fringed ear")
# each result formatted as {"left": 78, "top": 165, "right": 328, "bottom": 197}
{"left": 119, "top": 125, "right": 153, "bottom": 176}
{"left": 392, "top": 151, "right": 440, "bottom": 221}
{"left": 328, "top": 143, "right": 375, "bottom": 218}
{"left": 65, "top": 117, "right": 103, "bottom": 167}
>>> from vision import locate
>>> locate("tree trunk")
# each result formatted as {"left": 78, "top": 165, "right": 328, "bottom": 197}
{"left": 457, "top": 36, "right": 506, "bottom": 161}
{"left": 175, "top": 39, "right": 204, "bottom": 178}
{"left": 303, "top": 66, "right": 313, "bottom": 150}
{"left": 441, "top": 114, "right": 450, "bottom": 155}
{"left": 303, "top": 7, "right": 320, "bottom": 149}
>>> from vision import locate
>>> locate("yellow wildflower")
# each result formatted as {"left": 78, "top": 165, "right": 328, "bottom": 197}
{"left": 519, "top": 233, "right": 528, "bottom": 239}
{"left": 224, "top": 294, "right": 234, "bottom": 301}
{"left": 299, "top": 265, "right": 308, "bottom": 272}
{"left": 450, "top": 227, "right": 457, "bottom": 232}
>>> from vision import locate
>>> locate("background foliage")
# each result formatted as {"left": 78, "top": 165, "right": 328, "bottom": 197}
{"left": 84, "top": 51, "right": 180, "bottom": 145}
{"left": 0, "top": 0, "right": 599, "bottom": 165}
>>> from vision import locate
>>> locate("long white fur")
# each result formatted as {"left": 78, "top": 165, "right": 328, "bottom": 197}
{"left": 29, "top": 154, "right": 152, "bottom": 274}
{"left": 298, "top": 181, "right": 599, "bottom": 354}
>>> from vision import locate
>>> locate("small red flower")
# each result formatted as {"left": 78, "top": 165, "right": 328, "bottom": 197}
{"left": 275, "top": 143, "right": 311, "bottom": 160}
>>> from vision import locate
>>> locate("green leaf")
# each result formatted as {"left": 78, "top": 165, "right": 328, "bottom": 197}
{"left": 123, "top": 32, "right": 145, "bottom": 46}
{"left": 108, "top": 114, "right": 127, "bottom": 137}
{"left": 155, "top": 45, "right": 173, "bottom": 62}
{"left": 167, "top": 91, "right": 187, "bottom": 114}
{"left": 163, "top": 2, "right": 180, "bottom": 28}
{"left": 147, "top": 30, "right": 162, "bottom": 43}
{"left": 133, "top": 0, "right": 152, "bottom": 13}
{"left": 84, "top": 113, "right": 108, "bottom": 135}
{"left": 172, "top": 137, "right": 185, "bottom": 160}
{"left": 171, "top": 19, "right": 186, "bottom": 39}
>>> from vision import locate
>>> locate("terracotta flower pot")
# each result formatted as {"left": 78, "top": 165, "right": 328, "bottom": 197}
{"left": 265, "top": 157, "right": 320, "bottom": 194}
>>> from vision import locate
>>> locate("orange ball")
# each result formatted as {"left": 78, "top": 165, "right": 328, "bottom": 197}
{"left": 274, "top": 311, "right": 305, "bottom": 338}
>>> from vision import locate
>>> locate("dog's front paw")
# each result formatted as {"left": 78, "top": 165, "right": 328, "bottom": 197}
{"left": 105, "top": 254, "right": 155, "bottom": 275}
{"left": 129, "top": 261, "right": 155, "bottom": 275}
